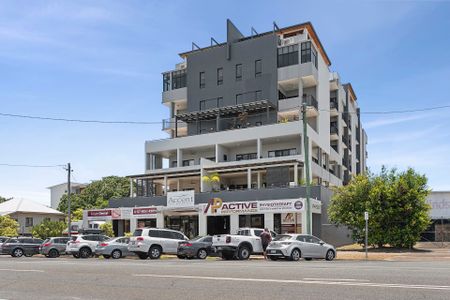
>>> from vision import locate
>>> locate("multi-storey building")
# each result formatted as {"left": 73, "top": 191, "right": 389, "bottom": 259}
{"left": 84, "top": 20, "right": 368, "bottom": 245}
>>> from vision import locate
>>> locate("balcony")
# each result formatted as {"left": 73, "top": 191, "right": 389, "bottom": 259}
{"left": 330, "top": 122, "right": 339, "bottom": 140}
{"left": 162, "top": 118, "right": 187, "bottom": 134}
{"left": 342, "top": 135, "right": 348, "bottom": 148}
{"left": 330, "top": 97, "right": 339, "bottom": 117}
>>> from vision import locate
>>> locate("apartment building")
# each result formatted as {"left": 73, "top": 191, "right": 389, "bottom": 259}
{"left": 84, "top": 20, "right": 367, "bottom": 245}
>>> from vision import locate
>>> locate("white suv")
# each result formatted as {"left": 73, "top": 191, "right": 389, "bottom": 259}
{"left": 129, "top": 228, "right": 188, "bottom": 259}
{"left": 66, "top": 234, "right": 110, "bottom": 259}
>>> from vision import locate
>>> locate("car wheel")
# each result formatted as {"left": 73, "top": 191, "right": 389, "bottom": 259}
{"left": 73, "top": 253, "right": 80, "bottom": 259}
{"left": 12, "top": 248, "right": 24, "bottom": 258}
{"left": 177, "top": 255, "right": 185, "bottom": 259}
{"left": 103, "top": 255, "right": 111, "bottom": 259}
{"left": 197, "top": 249, "right": 208, "bottom": 260}
{"left": 304, "top": 257, "right": 312, "bottom": 261}
{"left": 290, "top": 249, "right": 301, "bottom": 261}
{"left": 221, "top": 252, "right": 234, "bottom": 260}
{"left": 149, "top": 246, "right": 162, "bottom": 259}
{"left": 137, "top": 253, "right": 148, "bottom": 260}
{"left": 268, "top": 256, "right": 278, "bottom": 261}
{"left": 48, "top": 249, "right": 59, "bottom": 258}
{"left": 111, "top": 250, "right": 122, "bottom": 259}
{"left": 79, "top": 247, "right": 92, "bottom": 259}
{"left": 237, "top": 246, "right": 251, "bottom": 260}
{"left": 326, "top": 250, "right": 335, "bottom": 261}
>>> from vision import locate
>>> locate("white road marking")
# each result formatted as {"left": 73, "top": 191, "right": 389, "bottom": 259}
{"left": 0, "top": 268, "right": 44, "bottom": 273}
{"left": 303, "top": 277, "right": 370, "bottom": 282}
{"left": 132, "top": 273, "right": 450, "bottom": 291}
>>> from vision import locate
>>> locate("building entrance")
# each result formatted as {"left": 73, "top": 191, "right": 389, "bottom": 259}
{"left": 207, "top": 216, "right": 230, "bottom": 235}
{"left": 137, "top": 219, "right": 156, "bottom": 228}
{"left": 165, "top": 215, "right": 198, "bottom": 239}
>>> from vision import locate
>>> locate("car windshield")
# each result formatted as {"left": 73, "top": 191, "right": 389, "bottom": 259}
{"left": 42, "top": 239, "right": 50, "bottom": 244}
{"left": 133, "top": 229, "right": 143, "bottom": 237}
{"left": 273, "top": 235, "right": 293, "bottom": 241}
{"left": 70, "top": 236, "right": 78, "bottom": 242}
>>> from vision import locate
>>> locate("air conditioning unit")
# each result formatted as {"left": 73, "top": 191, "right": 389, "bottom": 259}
{"left": 281, "top": 37, "right": 295, "bottom": 47}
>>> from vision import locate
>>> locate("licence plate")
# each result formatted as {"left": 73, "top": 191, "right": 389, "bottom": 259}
{"left": 269, "top": 250, "right": 276, "bottom": 254}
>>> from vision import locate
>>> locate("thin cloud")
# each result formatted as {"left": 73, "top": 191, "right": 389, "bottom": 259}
{"left": 364, "top": 112, "right": 436, "bottom": 129}
{"left": 369, "top": 125, "right": 443, "bottom": 145}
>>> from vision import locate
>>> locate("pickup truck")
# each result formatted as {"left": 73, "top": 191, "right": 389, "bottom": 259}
{"left": 212, "top": 228, "right": 276, "bottom": 260}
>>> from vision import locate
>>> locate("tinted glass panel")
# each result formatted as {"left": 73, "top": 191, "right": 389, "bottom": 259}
{"left": 203, "top": 236, "right": 212, "bottom": 243}
{"left": 149, "top": 230, "right": 161, "bottom": 238}
{"left": 159, "top": 231, "right": 173, "bottom": 239}
{"left": 254, "top": 230, "right": 263, "bottom": 237}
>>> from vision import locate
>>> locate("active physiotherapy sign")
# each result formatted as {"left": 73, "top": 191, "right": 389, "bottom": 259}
{"left": 202, "top": 198, "right": 308, "bottom": 215}
{"left": 167, "top": 190, "right": 195, "bottom": 208}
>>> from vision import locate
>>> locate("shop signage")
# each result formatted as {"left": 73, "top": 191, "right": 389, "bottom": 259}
{"left": 203, "top": 198, "right": 306, "bottom": 215}
{"left": 167, "top": 190, "right": 195, "bottom": 208}
{"left": 87, "top": 209, "right": 112, "bottom": 217}
{"left": 133, "top": 207, "right": 158, "bottom": 218}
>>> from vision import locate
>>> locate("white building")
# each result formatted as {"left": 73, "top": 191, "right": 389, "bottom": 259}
{"left": 84, "top": 21, "right": 367, "bottom": 245}
{"left": 48, "top": 182, "right": 87, "bottom": 209}
{"left": 0, "top": 198, "right": 65, "bottom": 235}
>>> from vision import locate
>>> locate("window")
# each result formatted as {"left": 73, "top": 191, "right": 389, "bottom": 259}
{"left": 236, "top": 93, "right": 243, "bottom": 104}
{"left": 25, "top": 217, "right": 33, "bottom": 227}
{"left": 182, "top": 159, "right": 195, "bottom": 167}
{"left": 217, "top": 68, "right": 223, "bottom": 85}
{"left": 133, "top": 229, "right": 143, "bottom": 236}
{"left": 268, "top": 148, "right": 297, "bottom": 158}
{"left": 203, "top": 236, "right": 212, "bottom": 243}
{"left": 160, "top": 231, "right": 173, "bottom": 239}
{"left": 171, "top": 69, "right": 187, "bottom": 90}
{"left": 237, "top": 229, "right": 250, "bottom": 236}
{"left": 301, "top": 41, "right": 318, "bottom": 68}
{"left": 235, "top": 64, "right": 242, "bottom": 81}
{"left": 199, "top": 72, "right": 205, "bottom": 89}
{"left": 277, "top": 44, "right": 298, "bottom": 67}
{"left": 163, "top": 73, "right": 170, "bottom": 91}
{"left": 44, "top": 217, "right": 50, "bottom": 222}
{"left": 149, "top": 230, "right": 162, "bottom": 238}
{"left": 200, "top": 97, "right": 223, "bottom": 110}
{"left": 255, "top": 60, "right": 262, "bottom": 77}
{"left": 254, "top": 229, "right": 263, "bottom": 237}
{"left": 236, "top": 153, "right": 257, "bottom": 161}
{"left": 172, "top": 161, "right": 178, "bottom": 168}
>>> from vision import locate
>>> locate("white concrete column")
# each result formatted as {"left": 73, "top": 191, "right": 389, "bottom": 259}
{"left": 177, "top": 148, "right": 183, "bottom": 168}
{"left": 177, "top": 179, "right": 180, "bottom": 191}
{"left": 247, "top": 168, "right": 252, "bottom": 190}
{"left": 156, "top": 213, "right": 164, "bottom": 228}
{"left": 200, "top": 168, "right": 206, "bottom": 192}
{"left": 264, "top": 213, "right": 274, "bottom": 231}
{"left": 215, "top": 144, "right": 219, "bottom": 163}
{"left": 163, "top": 176, "right": 168, "bottom": 195}
{"left": 293, "top": 163, "right": 298, "bottom": 186}
{"left": 257, "top": 138, "right": 262, "bottom": 159}
{"left": 301, "top": 212, "right": 307, "bottom": 234}
{"left": 230, "top": 214, "right": 239, "bottom": 234}
{"left": 130, "top": 218, "right": 137, "bottom": 233}
{"left": 198, "top": 212, "right": 207, "bottom": 236}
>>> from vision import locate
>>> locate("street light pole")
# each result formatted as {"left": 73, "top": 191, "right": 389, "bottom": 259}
{"left": 302, "top": 102, "right": 311, "bottom": 235}
{"left": 364, "top": 211, "right": 369, "bottom": 260}
{"left": 67, "top": 163, "right": 72, "bottom": 237}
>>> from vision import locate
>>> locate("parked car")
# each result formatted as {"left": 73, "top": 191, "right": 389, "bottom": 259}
{"left": 39, "top": 237, "right": 70, "bottom": 258}
{"left": 129, "top": 228, "right": 188, "bottom": 259}
{"left": 0, "top": 236, "right": 9, "bottom": 254}
{"left": 66, "top": 234, "right": 109, "bottom": 259}
{"left": 1, "top": 237, "right": 44, "bottom": 257}
{"left": 266, "top": 234, "right": 336, "bottom": 261}
{"left": 177, "top": 235, "right": 217, "bottom": 259}
{"left": 212, "top": 228, "right": 276, "bottom": 260}
{"left": 95, "top": 237, "right": 133, "bottom": 259}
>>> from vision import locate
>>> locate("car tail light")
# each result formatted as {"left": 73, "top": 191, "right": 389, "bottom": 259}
{"left": 225, "top": 236, "right": 231, "bottom": 243}
{"left": 99, "top": 243, "right": 108, "bottom": 247}
{"left": 42, "top": 242, "right": 52, "bottom": 247}
{"left": 183, "top": 243, "right": 193, "bottom": 247}
{"left": 137, "top": 237, "right": 144, "bottom": 241}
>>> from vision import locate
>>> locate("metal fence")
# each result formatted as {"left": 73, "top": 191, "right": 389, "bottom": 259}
{"left": 421, "top": 218, "right": 450, "bottom": 247}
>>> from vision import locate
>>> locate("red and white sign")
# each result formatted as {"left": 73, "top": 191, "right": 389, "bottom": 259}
{"left": 87, "top": 209, "right": 112, "bottom": 217}
{"left": 132, "top": 207, "right": 158, "bottom": 218}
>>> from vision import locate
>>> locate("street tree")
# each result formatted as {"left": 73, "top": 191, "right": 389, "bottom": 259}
{"left": 31, "top": 220, "right": 67, "bottom": 239}
{"left": 328, "top": 167, "right": 431, "bottom": 248}
{"left": 100, "top": 222, "right": 114, "bottom": 237}
{"left": 57, "top": 176, "right": 130, "bottom": 214}
{"left": 0, "top": 215, "right": 19, "bottom": 236}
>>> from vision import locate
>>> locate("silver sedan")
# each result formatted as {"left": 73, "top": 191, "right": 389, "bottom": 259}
{"left": 95, "top": 237, "right": 133, "bottom": 259}
{"left": 266, "top": 234, "right": 336, "bottom": 261}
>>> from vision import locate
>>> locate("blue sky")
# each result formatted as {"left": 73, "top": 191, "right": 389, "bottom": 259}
{"left": 1, "top": 0, "right": 450, "bottom": 205}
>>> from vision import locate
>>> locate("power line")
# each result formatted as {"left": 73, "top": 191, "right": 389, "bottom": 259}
{"left": 0, "top": 112, "right": 161, "bottom": 125}
{"left": 1, "top": 104, "right": 450, "bottom": 126}
{"left": 0, "top": 163, "right": 65, "bottom": 168}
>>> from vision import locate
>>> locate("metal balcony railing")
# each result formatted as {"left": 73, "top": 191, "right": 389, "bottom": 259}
{"left": 330, "top": 97, "right": 338, "bottom": 110}
{"left": 330, "top": 122, "right": 339, "bottom": 135}
{"left": 303, "top": 95, "right": 318, "bottom": 110}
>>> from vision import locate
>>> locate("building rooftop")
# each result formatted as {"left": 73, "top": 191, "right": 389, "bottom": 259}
{"left": 0, "top": 198, "right": 65, "bottom": 216}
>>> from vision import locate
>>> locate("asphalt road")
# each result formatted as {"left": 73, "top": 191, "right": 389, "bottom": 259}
{"left": 0, "top": 255, "right": 449, "bottom": 300}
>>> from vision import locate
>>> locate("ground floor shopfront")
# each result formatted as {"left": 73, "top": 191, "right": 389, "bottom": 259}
{"left": 83, "top": 193, "right": 322, "bottom": 238}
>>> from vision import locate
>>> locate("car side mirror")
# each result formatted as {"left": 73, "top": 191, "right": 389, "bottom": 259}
{"left": 319, "top": 241, "right": 325, "bottom": 245}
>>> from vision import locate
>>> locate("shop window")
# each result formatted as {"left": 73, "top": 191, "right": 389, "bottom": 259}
{"left": 239, "top": 214, "right": 264, "bottom": 228}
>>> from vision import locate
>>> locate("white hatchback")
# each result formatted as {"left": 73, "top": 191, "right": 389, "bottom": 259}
{"left": 129, "top": 228, "right": 188, "bottom": 259}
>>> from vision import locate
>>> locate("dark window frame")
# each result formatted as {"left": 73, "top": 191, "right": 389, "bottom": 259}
{"left": 217, "top": 67, "right": 223, "bottom": 85}
{"left": 199, "top": 71, "right": 205, "bottom": 89}
{"left": 255, "top": 59, "right": 262, "bottom": 77}
{"left": 235, "top": 64, "right": 242, "bottom": 81}
{"left": 268, "top": 148, "right": 297, "bottom": 158}
{"left": 236, "top": 153, "right": 257, "bottom": 161}
{"left": 277, "top": 45, "right": 298, "bottom": 68}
